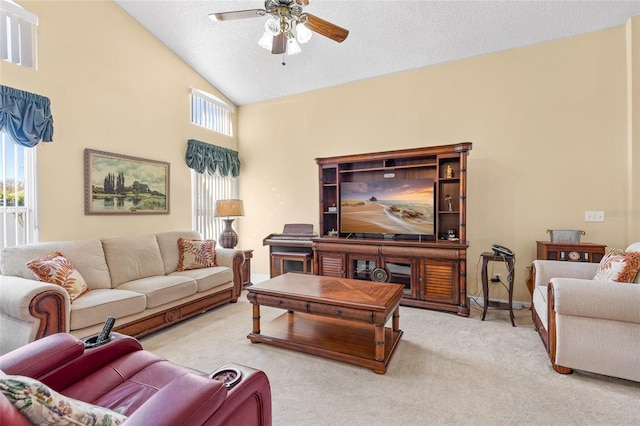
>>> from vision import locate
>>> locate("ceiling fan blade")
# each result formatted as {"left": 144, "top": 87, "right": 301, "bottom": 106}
{"left": 305, "top": 13, "right": 349, "bottom": 43}
{"left": 272, "top": 32, "right": 287, "bottom": 54}
{"left": 208, "top": 9, "right": 266, "bottom": 21}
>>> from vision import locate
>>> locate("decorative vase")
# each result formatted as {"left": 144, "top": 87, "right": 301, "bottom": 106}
{"left": 219, "top": 218, "right": 238, "bottom": 248}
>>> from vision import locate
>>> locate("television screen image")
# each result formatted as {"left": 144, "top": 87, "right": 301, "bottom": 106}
{"left": 340, "top": 178, "right": 435, "bottom": 235}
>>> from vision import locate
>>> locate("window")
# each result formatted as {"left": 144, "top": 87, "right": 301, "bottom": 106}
{"left": 191, "top": 170, "right": 238, "bottom": 241}
{"left": 186, "top": 140, "right": 240, "bottom": 243}
{"left": 0, "top": 130, "right": 38, "bottom": 248}
{"left": 0, "top": 0, "right": 38, "bottom": 68}
{"left": 190, "top": 88, "right": 234, "bottom": 136}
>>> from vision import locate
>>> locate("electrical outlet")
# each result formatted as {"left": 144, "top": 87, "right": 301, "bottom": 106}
{"left": 490, "top": 274, "right": 500, "bottom": 283}
{"left": 585, "top": 211, "right": 605, "bottom": 222}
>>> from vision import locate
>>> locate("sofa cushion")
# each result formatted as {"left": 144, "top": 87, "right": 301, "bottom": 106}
{"left": 0, "top": 372, "right": 127, "bottom": 425}
{"left": 177, "top": 238, "right": 217, "bottom": 271}
{"left": 170, "top": 266, "right": 233, "bottom": 292}
{"left": 70, "top": 289, "right": 147, "bottom": 331}
{"left": 156, "top": 231, "right": 201, "bottom": 275}
{"left": 0, "top": 239, "right": 112, "bottom": 290}
{"left": 102, "top": 235, "right": 165, "bottom": 287}
{"left": 593, "top": 251, "right": 640, "bottom": 283}
{"left": 117, "top": 276, "right": 197, "bottom": 309}
{"left": 26, "top": 252, "right": 90, "bottom": 302}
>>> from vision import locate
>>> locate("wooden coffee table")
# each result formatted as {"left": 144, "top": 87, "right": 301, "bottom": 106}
{"left": 246, "top": 273, "right": 404, "bottom": 374}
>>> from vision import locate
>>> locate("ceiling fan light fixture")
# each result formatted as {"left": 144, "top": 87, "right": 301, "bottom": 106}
{"left": 258, "top": 31, "right": 273, "bottom": 50}
{"left": 210, "top": 0, "right": 349, "bottom": 61}
{"left": 295, "top": 22, "right": 312, "bottom": 44}
{"left": 287, "top": 36, "right": 301, "bottom": 55}
{"left": 264, "top": 16, "right": 280, "bottom": 35}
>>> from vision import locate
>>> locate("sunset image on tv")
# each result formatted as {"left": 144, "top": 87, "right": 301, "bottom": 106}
{"left": 340, "top": 179, "right": 435, "bottom": 235}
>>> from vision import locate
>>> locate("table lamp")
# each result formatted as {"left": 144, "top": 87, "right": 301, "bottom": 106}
{"left": 214, "top": 199, "right": 244, "bottom": 249}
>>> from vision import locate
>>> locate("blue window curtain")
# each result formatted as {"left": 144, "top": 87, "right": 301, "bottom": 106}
{"left": 0, "top": 85, "right": 54, "bottom": 147}
{"left": 185, "top": 139, "right": 240, "bottom": 177}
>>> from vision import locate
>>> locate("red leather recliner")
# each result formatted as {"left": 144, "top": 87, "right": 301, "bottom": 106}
{"left": 0, "top": 333, "right": 271, "bottom": 425}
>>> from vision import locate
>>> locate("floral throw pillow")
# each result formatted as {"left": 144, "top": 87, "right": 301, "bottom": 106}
{"left": 177, "top": 238, "right": 217, "bottom": 271}
{"left": 0, "top": 372, "right": 127, "bottom": 425}
{"left": 593, "top": 251, "right": 640, "bottom": 283}
{"left": 26, "top": 251, "right": 90, "bottom": 302}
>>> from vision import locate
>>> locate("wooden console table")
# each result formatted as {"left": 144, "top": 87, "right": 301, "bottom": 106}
{"left": 536, "top": 241, "right": 606, "bottom": 263}
{"left": 314, "top": 143, "right": 472, "bottom": 316}
{"left": 313, "top": 238, "right": 469, "bottom": 316}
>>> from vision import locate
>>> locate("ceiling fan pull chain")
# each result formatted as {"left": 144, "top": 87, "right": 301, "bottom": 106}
{"left": 282, "top": 52, "right": 286, "bottom": 66}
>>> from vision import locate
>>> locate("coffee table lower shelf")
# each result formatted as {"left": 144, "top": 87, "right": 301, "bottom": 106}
{"left": 248, "top": 311, "right": 403, "bottom": 374}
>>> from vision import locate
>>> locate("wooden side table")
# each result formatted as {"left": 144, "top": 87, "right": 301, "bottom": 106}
{"left": 481, "top": 251, "right": 516, "bottom": 327}
{"left": 240, "top": 250, "right": 253, "bottom": 288}
{"left": 536, "top": 241, "right": 606, "bottom": 263}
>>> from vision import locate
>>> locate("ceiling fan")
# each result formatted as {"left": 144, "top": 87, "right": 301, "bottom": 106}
{"left": 209, "top": 0, "right": 349, "bottom": 57}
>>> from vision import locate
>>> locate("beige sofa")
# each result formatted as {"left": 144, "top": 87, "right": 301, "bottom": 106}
{"left": 531, "top": 242, "right": 640, "bottom": 381}
{"left": 0, "top": 231, "right": 244, "bottom": 355}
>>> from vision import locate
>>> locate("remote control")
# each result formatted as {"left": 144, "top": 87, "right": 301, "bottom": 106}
{"left": 96, "top": 316, "right": 115, "bottom": 344}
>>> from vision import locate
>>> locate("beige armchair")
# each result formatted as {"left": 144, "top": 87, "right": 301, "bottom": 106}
{"left": 531, "top": 243, "right": 640, "bottom": 382}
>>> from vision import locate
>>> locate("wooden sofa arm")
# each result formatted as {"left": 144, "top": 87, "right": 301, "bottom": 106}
{"left": 0, "top": 276, "right": 68, "bottom": 341}
{"left": 547, "top": 279, "right": 640, "bottom": 375}
{"left": 548, "top": 282, "right": 572, "bottom": 374}
{"left": 30, "top": 290, "right": 67, "bottom": 339}
{"left": 215, "top": 248, "right": 245, "bottom": 299}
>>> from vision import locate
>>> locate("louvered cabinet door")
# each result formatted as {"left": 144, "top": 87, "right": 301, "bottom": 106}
{"left": 317, "top": 252, "right": 346, "bottom": 277}
{"left": 419, "top": 259, "right": 458, "bottom": 304}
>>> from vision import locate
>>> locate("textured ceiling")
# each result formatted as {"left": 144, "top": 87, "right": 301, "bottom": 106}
{"left": 115, "top": 0, "right": 640, "bottom": 106}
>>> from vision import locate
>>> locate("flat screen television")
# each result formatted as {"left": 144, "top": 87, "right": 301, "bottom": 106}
{"left": 340, "top": 178, "right": 435, "bottom": 237}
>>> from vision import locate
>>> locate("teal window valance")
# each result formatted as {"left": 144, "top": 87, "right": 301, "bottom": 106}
{"left": 186, "top": 139, "right": 240, "bottom": 177}
{"left": 0, "top": 85, "right": 54, "bottom": 147}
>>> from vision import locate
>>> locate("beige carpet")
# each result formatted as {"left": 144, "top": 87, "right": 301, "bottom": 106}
{"left": 140, "top": 292, "right": 640, "bottom": 425}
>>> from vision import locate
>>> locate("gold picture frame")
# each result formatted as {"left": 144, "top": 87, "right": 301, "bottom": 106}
{"left": 84, "top": 149, "right": 170, "bottom": 215}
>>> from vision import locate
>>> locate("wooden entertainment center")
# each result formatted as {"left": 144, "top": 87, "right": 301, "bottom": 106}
{"left": 313, "top": 142, "right": 472, "bottom": 316}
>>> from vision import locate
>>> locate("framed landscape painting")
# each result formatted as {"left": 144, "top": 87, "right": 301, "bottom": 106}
{"left": 84, "top": 149, "right": 170, "bottom": 215}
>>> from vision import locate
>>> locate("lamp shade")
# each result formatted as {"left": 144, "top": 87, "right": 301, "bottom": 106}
{"left": 214, "top": 199, "right": 244, "bottom": 217}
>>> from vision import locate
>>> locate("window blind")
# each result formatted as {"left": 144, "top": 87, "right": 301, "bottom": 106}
{"left": 190, "top": 88, "right": 234, "bottom": 137}
{"left": 0, "top": 0, "right": 37, "bottom": 68}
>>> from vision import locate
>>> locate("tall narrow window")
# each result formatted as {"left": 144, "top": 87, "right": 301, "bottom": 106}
{"left": 190, "top": 88, "right": 234, "bottom": 136}
{"left": 0, "top": 0, "right": 38, "bottom": 68}
{"left": 0, "top": 130, "right": 38, "bottom": 248}
{"left": 0, "top": 85, "right": 53, "bottom": 249}
{"left": 186, "top": 140, "right": 240, "bottom": 242}
{"left": 191, "top": 171, "right": 238, "bottom": 241}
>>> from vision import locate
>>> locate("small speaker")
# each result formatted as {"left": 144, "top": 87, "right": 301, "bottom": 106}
{"left": 371, "top": 267, "right": 389, "bottom": 282}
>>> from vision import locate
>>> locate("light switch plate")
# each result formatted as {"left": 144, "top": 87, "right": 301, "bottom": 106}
{"left": 585, "top": 211, "right": 605, "bottom": 222}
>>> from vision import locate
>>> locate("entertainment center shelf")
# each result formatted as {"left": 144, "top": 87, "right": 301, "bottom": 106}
{"left": 314, "top": 142, "right": 472, "bottom": 316}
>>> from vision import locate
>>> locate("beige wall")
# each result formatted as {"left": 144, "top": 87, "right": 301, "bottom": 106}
{"left": 1, "top": 1, "right": 237, "bottom": 241}
{"left": 2, "top": 2, "right": 638, "bottom": 305}
{"left": 627, "top": 18, "right": 640, "bottom": 239}
{"left": 239, "top": 17, "right": 640, "bottom": 303}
